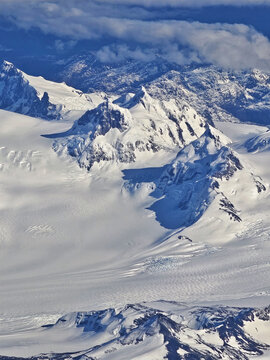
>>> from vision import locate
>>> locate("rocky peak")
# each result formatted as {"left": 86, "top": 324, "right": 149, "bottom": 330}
{"left": 73, "top": 99, "right": 132, "bottom": 137}
{"left": 53, "top": 86, "right": 208, "bottom": 170}
{"left": 34, "top": 302, "right": 270, "bottom": 360}
{"left": 122, "top": 126, "right": 266, "bottom": 229}
{"left": 0, "top": 60, "right": 59, "bottom": 120}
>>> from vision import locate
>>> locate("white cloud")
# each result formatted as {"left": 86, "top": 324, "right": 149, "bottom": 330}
{"left": 96, "top": 43, "right": 200, "bottom": 66}
{"left": 0, "top": 0, "right": 270, "bottom": 71}
{"left": 89, "top": 20, "right": 270, "bottom": 71}
{"left": 54, "top": 39, "right": 77, "bottom": 52}
{"left": 0, "top": 44, "right": 12, "bottom": 52}
{"left": 99, "top": 0, "right": 270, "bottom": 6}
{"left": 96, "top": 45, "right": 156, "bottom": 63}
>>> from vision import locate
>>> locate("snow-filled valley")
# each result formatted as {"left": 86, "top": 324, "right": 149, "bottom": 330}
{"left": 0, "top": 60, "right": 270, "bottom": 359}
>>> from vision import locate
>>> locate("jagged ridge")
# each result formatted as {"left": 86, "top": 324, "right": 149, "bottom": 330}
{"left": 0, "top": 61, "right": 59, "bottom": 120}
{"left": 56, "top": 54, "right": 270, "bottom": 126}
{"left": 123, "top": 126, "right": 266, "bottom": 229}
{"left": 53, "top": 87, "right": 207, "bottom": 170}
{"left": 2, "top": 302, "right": 269, "bottom": 360}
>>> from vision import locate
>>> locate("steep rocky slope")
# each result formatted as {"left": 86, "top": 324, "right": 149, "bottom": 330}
{"left": 53, "top": 87, "right": 207, "bottom": 170}
{"left": 0, "top": 61, "right": 105, "bottom": 121}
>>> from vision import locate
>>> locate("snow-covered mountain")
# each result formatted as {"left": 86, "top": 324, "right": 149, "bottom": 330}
{"left": 4, "top": 59, "right": 266, "bottom": 237}
{"left": 0, "top": 60, "right": 105, "bottom": 121}
{"left": 0, "top": 60, "right": 59, "bottom": 120}
{"left": 143, "top": 67, "right": 270, "bottom": 127}
{"left": 178, "top": 67, "right": 270, "bottom": 125}
{"left": 149, "top": 127, "right": 265, "bottom": 229}
{"left": 53, "top": 87, "right": 207, "bottom": 170}
{"left": 56, "top": 54, "right": 270, "bottom": 126}
{"left": 245, "top": 129, "right": 270, "bottom": 153}
{"left": 1, "top": 58, "right": 270, "bottom": 360}
{"left": 3, "top": 57, "right": 270, "bottom": 126}
{"left": 122, "top": 125, "right": 266, "bottom": 230}
{"left": 56, "top": 54, "right": 180, "bottom": 94}
{"left": 40, "top": 302, "right": 270, "bottom": 360}
{"left": 2, "top": 301, "right": 269, "bottom": 359}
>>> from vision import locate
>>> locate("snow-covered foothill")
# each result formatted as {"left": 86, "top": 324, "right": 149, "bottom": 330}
{"left": 1, "top": 302, "right": 270, "bottom": 359}
{"left": 245, "top": 130, "right": 270, "bottom": 153}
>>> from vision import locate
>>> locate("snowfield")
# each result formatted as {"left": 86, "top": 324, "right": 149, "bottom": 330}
{"left": 1, "top": 301, "right": 270, "bottom": 359}
{"left": 0, "top": 62, "right": 270, "bottom": 359}
{"left": 0, "top": 109, "right": 270, "bottom": 358}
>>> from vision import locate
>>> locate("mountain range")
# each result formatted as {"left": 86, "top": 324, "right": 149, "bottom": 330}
{"left": 0, "top": 57, "right": 270, "bottom": 359}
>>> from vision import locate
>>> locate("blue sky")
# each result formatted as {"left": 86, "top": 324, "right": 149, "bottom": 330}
{"left": 0, "top": 0, "right": 270, "bottom": 73}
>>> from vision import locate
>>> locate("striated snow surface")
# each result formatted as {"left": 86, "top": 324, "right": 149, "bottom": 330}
{"left": 1, "top": 301, "right": 270, "bottom": 359}
{"left": 1, "top": 61, "right": 270, "bottom": 359}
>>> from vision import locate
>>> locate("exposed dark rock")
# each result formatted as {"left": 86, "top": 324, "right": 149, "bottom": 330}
{"left": 0, "top": 61, "right": 59, "bottom": 120}
{"left": 2, "top": 302, "right": 269, "bottom": 360}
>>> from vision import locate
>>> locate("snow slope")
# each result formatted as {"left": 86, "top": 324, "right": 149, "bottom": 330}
{"left": 144, "top": 126, "right": 265, "bottom": 230}
{"left": 53, "top": 87, "right": 207, "bottom": 170}
{"left": 245, "top": 130, "right": 270, "bottom": 153}
{"left": 0, "top": 109, "right": 270, "bottom": 359}
{"left": 24, "top": 71, "right": 107, "bottom": 121}
{"left": 1, "top": 60, "right": 270, "bottom": 359}
{"left": 0, "top": 60, "right": 105, "bottom": 121}
{"left": 1, "top": 302, "right": 270, "bottom": 359}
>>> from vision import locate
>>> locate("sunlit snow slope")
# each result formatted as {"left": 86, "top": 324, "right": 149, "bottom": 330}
{"left": 0, "top": 60, "right": 105, "bottom": 121}
{"left": 1, "top": 62, "right": 270, "bottom": 359}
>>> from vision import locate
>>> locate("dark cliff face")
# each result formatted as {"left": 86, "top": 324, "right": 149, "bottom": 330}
{"left": 76, "top": 100, "right": 130, "bottom": 136}
{"left": 0, "top": 61, "right": 59, "bottom": 120}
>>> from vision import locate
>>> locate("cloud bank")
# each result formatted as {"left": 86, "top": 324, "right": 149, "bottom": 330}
{"left": 99, "top": 0, "right": 270, "bottom": 6}
{"left": 93, "top": 21, "right": 270, "bottom": 71}
{"left": 2, "top": 0, "right": 269, "bottom": 13}
{"left": 0, "top": 0, "right": 270, "bottom": 71}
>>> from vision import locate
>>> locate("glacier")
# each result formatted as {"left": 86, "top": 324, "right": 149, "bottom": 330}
{"left": 0, "top": 60, "right": 270, "bottom": 359}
